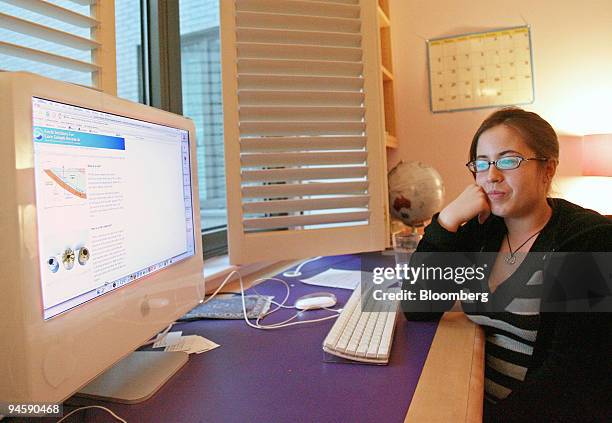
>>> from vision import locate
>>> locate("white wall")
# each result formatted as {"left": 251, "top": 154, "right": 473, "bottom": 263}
{"left": 387, "top": 0, "right": 612, "bottom": 206}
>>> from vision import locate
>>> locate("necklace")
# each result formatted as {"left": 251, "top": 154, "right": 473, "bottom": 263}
{"left": 504, "top": 230, "right": 542, "bottom": 265}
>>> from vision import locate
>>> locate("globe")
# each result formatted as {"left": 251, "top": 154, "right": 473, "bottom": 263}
{"left": 388, "top": 161, "right": 445, "bottom": 227}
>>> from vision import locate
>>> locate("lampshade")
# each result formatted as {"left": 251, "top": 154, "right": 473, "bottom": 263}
{"left": 582, "top": 134, "right": 612, "bottom": 176}
{"left": 554, "top": 176, "right": 612, "bottom": 216}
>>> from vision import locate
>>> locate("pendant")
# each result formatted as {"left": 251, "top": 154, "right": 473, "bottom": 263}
{"left": 504, "top": 254, "right": 516, "bottom": 265}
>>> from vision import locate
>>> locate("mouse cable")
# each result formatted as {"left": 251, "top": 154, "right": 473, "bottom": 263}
{"left": 250, "top": 276, "right": 292, "bottom": 311}
{"left": 56, "top": 405, "right": 127, "bottom": 423}
{"left": 249, "top": 277, "right": 343, "bottom": 326}
{"left": 282, "top": 256, "right": 322, "bottom": 278}
{"left": 235, "top": 275, "right": 315, "bottom": 327}
{"left": 226, "top": 270, "right": 340, "bottom": 330}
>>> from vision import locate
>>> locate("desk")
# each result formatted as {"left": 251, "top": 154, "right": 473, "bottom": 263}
{"left": 61, "top": 253, "right": 483, "bottom": 423}
{"left": 407, "top": 312, "right": 484, "bottom": 423}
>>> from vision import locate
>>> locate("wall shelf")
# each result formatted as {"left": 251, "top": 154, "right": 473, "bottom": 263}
{"left": 381, "top": 65, "right": 393, "bottom": 81}
{"left": 378, "top": 6, "right": 390, "bottom": 28}
{"left": 378, "top": 0, "right": 396, "bottom": 149}
{"left": 385, "top": 134, "right": 398, "bottom": 148}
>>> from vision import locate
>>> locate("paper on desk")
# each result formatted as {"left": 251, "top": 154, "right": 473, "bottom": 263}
{"left": 164, "top": 335, "right": 220, "bottom": 355}
{"left": 152, "top": 331, "right": 182, "bottom": 348}
{"left": 299, "top": 268, "right": 362, "bottom": 290}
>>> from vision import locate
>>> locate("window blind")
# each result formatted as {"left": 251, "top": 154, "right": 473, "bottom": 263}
{"left": 221, "top": 0, "right": 388, "bottom": 264}
{"left": 0, "top": 0, "right": 116, "bottom": 93}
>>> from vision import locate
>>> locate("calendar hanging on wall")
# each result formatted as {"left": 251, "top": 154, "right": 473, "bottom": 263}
{"left": 427, "top": 26, "right": 534, "bottom": 113}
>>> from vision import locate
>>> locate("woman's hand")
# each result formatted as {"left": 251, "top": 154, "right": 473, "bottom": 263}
{"left": 437, "top": 184, "right": 491, "bottom": 232}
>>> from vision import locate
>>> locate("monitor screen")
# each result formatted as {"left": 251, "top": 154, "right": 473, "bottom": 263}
{"left": 32, "top": 97, "right": 196, "bottom": 319}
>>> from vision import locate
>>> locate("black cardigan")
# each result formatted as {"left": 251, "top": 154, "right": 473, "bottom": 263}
{"left": 404, "top": 198, "right": 612, "bottom": 422}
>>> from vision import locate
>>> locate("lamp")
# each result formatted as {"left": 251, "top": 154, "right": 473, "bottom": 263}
{"left": 582, "top": 134, "right": 612, "bottom": 177}
{"left": 554, "top": 134, "right": 612, "bottom": 217}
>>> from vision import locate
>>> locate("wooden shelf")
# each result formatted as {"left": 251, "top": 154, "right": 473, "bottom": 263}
{"left": 377, "top": 6, "right": 390, "bottom": 28}
{"left": 381, "top": 65, "right": 393, "bottom": 81}
{"left": 378, "top": 0, "right": 395, "bottom": 151}
{"left": 385, "top": 134, "right": 398, "bottom": 149}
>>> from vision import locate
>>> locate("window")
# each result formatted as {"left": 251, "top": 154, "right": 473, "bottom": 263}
{"left": 114, "top": 0, "right": 143, "bottom": 102}
{"left": 179, "top": 1, "right": 227, "bottom": 233}
{"left": 0, "top": 0, "right": 116, "bottom": 92}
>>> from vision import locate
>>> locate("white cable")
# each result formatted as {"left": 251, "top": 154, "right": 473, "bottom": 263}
{"left": 193, "top": 269, "right": 339, "bottom": 330}
{"left": 282, "top": 256, "right": 322, "bottom": 278}
{"left": 250, "top": 277, "right": 292, "bottom": 313}
{"left": 262, "top": 298, "right": 296, "bottom": 309}
{"left": 251, "top": 278, "right": 343, "bottom": 325}
{"left": 196, "top": 269, "right": 206, "bottom": 304}
{"left": 200, "top": 269, "right": 238, "bottom": 305}
{"left": 56, "top": 405, "right": 127, "bottom": 423}
{"left": 256, "top": 310, "right": 301, "bottom": 327}
{"left": 251, "top": 280, "right": 310, "bottom": 326}
{"left": 249, "top": 277, "right": 304, "bottom": 327}
{"left": 251, "top": 293, "right": 296, "bottom": 311}
{"left": 230, "top": 270, "right": 340, "bottom": 330}
{"left": 252, "top": 278, "right": 342, "bottom": 314}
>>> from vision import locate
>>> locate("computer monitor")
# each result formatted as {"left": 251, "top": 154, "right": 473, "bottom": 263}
{"left": 0, "top": 72, "right": 204, "bottom": 403}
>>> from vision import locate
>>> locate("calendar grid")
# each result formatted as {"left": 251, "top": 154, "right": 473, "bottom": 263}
{"left": 427, "top": 26, "right": 535, "bottom": 113}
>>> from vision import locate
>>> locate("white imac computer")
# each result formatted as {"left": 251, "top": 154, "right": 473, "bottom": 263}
{"left": 0, "top": 72, "right": 205, "bottom": 403}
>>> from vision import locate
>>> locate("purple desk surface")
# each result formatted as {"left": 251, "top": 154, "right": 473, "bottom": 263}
{"left": 62, "top": 253, "right": 439, "bottom": 423}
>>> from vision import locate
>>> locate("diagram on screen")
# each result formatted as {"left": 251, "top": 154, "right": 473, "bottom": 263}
{"left": 40, "top": 165, "right": 88, "bottom": 207}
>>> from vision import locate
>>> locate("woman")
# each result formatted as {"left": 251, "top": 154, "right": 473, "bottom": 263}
{"left": 404, "top": 108, "right": 612, "bottom": 422}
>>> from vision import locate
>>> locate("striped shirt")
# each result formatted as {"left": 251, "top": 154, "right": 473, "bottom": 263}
{"left": 464, "top": 259, "right": 544, "bottom": 403}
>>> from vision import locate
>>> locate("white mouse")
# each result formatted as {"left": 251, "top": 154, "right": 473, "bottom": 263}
{"left": 294, "top": 292, "right": 337, "bottom": 310}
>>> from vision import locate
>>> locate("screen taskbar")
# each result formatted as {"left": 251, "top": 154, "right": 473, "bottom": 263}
{"left": 43, "top": 249, "right": 195, "bottom": 320}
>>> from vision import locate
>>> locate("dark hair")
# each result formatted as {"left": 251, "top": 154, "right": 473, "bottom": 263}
{"left": 469, "top": 107, "right": 559, "bottom": 163}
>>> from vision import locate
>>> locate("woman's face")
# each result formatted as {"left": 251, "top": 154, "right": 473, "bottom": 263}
{"left": 475, "top": 124, "right": 549, "bottom": 219}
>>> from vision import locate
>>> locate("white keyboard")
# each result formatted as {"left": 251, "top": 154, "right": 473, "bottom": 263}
{"left": 322, "top": 286, "right": 400, "bottom": 364}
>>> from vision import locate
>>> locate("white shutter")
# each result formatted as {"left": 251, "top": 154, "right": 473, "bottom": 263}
{"left": 221, "top": 0, "right": 388, "bottom": 264}
{"left": 0, "top": 0, "right": 116, "bottom": 93}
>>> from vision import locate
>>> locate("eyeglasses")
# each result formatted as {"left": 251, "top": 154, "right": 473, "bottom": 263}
{"left": 466, "top": 156, "right": 548, "bottom": 173}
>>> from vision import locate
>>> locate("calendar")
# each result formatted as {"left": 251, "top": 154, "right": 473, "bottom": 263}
{"left": 427, "top": 26, "right": 534, "bottom": 113}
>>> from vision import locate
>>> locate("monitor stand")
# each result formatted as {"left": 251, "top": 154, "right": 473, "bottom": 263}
{"left": 75, "top": 351, "right": 188, "bottom": 404}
